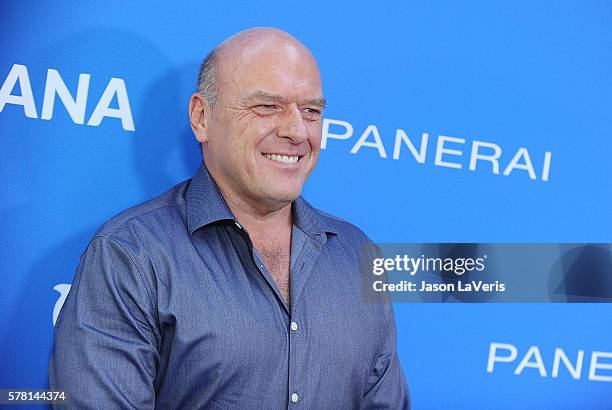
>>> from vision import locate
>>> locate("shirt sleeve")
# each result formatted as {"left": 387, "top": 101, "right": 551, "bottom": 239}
{"left": 361, "top": 300, "right": 411, "bottom": 409}
{"left": 49, "top": 235, "right": 160, "bottom": 409}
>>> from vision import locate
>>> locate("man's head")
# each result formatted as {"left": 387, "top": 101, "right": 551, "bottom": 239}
{"left": 189, "top": 28, "right": 325, "bottom": 214}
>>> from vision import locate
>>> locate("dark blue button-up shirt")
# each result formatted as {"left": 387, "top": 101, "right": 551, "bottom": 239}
{"left": 50, "top": 164, "right": 409, "bottom": 409}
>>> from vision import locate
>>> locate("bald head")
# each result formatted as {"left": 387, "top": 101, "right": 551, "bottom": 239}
{"left": 197, "top": 28, "right": 320, "bottom": 107}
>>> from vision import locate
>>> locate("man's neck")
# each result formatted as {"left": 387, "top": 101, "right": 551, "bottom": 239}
{"left": 227, "top": 195, "right": 292, "bottom": 242}
{"left": 211, "top": 177, "right": 293, "bottom": 241}
{"left": 207, "top": 167, "right": 294, "bottom": 306}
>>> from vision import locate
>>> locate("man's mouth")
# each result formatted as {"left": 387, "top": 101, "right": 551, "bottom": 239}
{"left": 262, "top": 153, "right": 302, "bottom": 164}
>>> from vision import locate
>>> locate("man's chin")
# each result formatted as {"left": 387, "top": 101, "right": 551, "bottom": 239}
{"left": 258, "top": 186, "right": 302, "bottom": 208}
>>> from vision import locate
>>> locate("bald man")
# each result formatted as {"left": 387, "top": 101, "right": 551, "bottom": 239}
{"left": 50, "top": 28, "right": 410, "bottom": 409}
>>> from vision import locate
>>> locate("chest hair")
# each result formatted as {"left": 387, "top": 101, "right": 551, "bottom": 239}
{"left": 256, "top": 241, "right": 291, "bottom": 305}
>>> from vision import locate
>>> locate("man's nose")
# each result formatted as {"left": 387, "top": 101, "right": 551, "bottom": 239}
{"left": 276, "top": 104, "right": 308, "bottom": 143}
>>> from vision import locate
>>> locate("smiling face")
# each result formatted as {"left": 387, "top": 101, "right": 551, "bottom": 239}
{"left": 191, "top": 30, "right": 324, "bottom": 213}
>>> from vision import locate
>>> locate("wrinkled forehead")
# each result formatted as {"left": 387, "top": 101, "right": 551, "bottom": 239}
{"left": 215, "top": 34, "right": 323, "bottom": 101}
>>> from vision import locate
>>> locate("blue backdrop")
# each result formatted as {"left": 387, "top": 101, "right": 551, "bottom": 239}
{"left": 1, "top": 1, "right": 611, "bottom": 408}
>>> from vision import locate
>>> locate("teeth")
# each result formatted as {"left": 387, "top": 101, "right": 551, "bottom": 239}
{"left": 264, "top": 154, "right": 299, "bottom": 164}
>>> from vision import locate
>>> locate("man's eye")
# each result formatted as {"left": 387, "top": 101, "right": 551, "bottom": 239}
{"left": 302, "top": 107, "right": 322, "bottom": 120}
{"left": 253, "top": 104, "right": 279, "bottom": 114}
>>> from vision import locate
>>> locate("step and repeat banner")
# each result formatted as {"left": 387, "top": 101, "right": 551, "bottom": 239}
{"left": 1, "top": 2, "right": 611, "bottom": 408}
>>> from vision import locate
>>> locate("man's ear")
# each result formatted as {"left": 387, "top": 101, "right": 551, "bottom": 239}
{"left": 189, "top": 93, "right": 209, "bottom": 144}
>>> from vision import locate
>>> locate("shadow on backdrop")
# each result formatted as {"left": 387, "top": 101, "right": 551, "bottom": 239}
{"left": 3, "top": 28, "right": 203, "bottom": 392}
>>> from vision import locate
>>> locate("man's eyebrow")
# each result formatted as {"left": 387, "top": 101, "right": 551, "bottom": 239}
{"left": 244, "top": 90, "right": 327, "bottom": 108}
{"left": 246, "top": 90, "right": 285, "bottom": 102}
{"left": 306, "top": 97, "right": 327, "bottom": 108}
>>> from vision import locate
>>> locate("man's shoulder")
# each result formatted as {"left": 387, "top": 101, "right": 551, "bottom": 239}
{"left": 94, "top": 179, "right": 191, "bottom": 240}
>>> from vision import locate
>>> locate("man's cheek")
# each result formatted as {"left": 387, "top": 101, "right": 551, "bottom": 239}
{"left": 309, "top": 122, "right": 323, "bottom": 138}
{"left": 250, "top": 115, "right": 276, "bottom": 131}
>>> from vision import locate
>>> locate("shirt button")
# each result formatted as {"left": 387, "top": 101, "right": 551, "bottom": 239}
{"left": 290, "top": 321, "right": 298, "bottom": 331}
{"left": 291, "top": 393, "right": 299, "bottom": 403}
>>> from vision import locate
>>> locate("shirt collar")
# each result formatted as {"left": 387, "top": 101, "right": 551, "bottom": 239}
{"left": 186, "top": 163, "right": 338, "bottom": 238}
{"left": 292, "top": 196, "right": 338, "bottom": 238}
{"left": 186, "top": 163, "right": 235, "bottom": 235}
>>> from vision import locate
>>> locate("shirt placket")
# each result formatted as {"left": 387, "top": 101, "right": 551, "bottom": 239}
{"left": 235, "top": 219, "right": 327, "bottom": 408}
{"left": 286, "top": 234, "right": 325, "bottom": 409}
{"left": 287, "top": 261, "right": 304, "bottom": 408}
